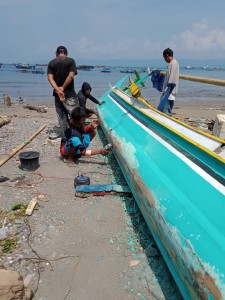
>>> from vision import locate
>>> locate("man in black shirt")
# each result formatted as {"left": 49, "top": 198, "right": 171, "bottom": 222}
{"left": 47, "top": 46, "right": 79, "bottom": 137}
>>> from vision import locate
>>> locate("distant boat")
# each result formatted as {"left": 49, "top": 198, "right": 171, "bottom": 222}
{"left": 185, "top": 65, "right": 193, "bottom": 69}
{"left": 101, "top": 67, "right": 111, "bottom": 73}
{"left": 202, "top": 66, "right": 215, "bottom": 71}
{"left": 77, "top": 65, "right": 94, "bottom": 71}
{"left": 15, "top": 63, "right": 35, "bottom": 70}
{"left": 120, "top": 69, "right": 134, "bottom": 74}
{"left": 32, "top": 68, "right": 45, "bottom": 74}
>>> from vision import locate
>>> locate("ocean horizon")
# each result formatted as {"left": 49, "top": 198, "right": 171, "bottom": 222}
{"left": 1, "top": 60, "right": 225, "bottom": 104}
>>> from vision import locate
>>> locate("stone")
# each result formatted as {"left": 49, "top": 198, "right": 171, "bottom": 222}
{"left": 0, "top": 269, "right": 33, "bottom": 300}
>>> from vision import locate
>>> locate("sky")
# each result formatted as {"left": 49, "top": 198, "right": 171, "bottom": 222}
{"left": 1, "top": 0, "right": 225, "bottom": 64}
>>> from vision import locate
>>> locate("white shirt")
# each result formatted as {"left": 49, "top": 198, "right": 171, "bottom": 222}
{"left": 162, "top": 59, "right": 179, "bottom": 97}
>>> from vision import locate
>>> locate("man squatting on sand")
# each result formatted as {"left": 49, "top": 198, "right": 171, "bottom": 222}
{"left": 60, "top": 107, "right": 109, "bottom": 165}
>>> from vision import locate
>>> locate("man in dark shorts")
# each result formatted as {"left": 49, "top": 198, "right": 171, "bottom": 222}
{"left": 47, "top": 46, "right": 79, "bottom": 137}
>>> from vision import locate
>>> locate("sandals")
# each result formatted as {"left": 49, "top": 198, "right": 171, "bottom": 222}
{"left": 62, "top": 158, "right": 76, "bottom": 167}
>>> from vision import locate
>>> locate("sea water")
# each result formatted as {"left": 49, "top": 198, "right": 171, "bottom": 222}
{"left": 0, "top": 61, "right": 225, "bottom": 104}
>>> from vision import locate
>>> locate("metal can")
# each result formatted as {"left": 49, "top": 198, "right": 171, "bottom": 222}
{"left": 104, "top": 143, "right": 113, "bottom": 151}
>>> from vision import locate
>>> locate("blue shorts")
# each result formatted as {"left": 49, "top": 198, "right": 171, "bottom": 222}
{"left": 64, "top": 134, "right": 91, "bottom": 156}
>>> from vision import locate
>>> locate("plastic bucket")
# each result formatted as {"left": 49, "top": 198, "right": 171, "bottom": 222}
{"left": 19, "top": 151, "right": 40, "bottom": 171}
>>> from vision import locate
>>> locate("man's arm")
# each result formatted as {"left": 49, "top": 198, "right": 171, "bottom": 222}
{"left": 61, "top": 71, "right": 75, "bottom": 91}
{"left": 47, "top": 74, "right": 65, "bottom": 100}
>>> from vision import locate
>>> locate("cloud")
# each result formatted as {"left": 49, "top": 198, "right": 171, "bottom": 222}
{"left": 174, "top": 20, "right": 225, "bottom": 53}
{"left": 72, "top": 36, "right": 161, "bottom": 59}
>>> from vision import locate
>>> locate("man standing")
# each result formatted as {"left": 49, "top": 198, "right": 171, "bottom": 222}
{"left": 47, "top": 46, "right": 78, "bottom": 137}
{"left": 159, "top": 48, "right": 179, "bottom": 115}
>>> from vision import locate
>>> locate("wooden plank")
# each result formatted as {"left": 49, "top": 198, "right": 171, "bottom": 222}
{"left": 25, "top": 198, "right": 37, "bottom": 216}
{"left": 160, "top": 71, "right": 225, "bottom": 86}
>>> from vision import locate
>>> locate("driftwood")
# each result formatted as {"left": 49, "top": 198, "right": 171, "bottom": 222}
{"left": 23, "top": 104, "right": 47, "bottom": 113}
{"left": 0, "top": 115, "right": 11, "bottom": 128}
{"left": 0, "top": 124, "right": 46, "bottom": 167}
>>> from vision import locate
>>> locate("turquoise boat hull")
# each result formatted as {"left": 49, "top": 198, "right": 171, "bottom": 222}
{"left": 97, "top": 80, "right": 225, "bottom": 299}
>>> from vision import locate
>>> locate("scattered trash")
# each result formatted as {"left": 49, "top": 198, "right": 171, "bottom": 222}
{"left": 25, "top": 198, "right": 37, "bottom": 216}
{"left": 23, "top": 104, "right": 47, "bottom": 113}
{"left": 0, "top": 176, "right": 9, "bottom": 183}
{"left": 48, "top": 132, "right": 60, "bottom": 140}
{"left": 129, "top": 260, "right": 140, "bottom": 267}
{"left": 0, "top": 115, "right": 11, "bottom": 128}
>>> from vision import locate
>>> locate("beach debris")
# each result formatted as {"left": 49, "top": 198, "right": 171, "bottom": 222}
{"left": 0, "top": 115, "right": 11, "bottom": 128}
{"left": 48, "top": 132, "right": 60, "bottom": 140}
{"left": 184, "top": 117, "right": 213, "bottom": 131}
{"left": 16, "top": 96, "right": 25, "bottom": 103}
{"left": 0, "top": 176, "right": 9, "bottom": 183}
{"left": 3, "top": 94, "right": 11, "bottom": 106}
{"left": 23, "top": 104, "right": 47, "bottom": 113}
{"left": 129, "top": 260, "right": 140, "bottom": 267}
{"left": 25, "top": 198, "right": 37, "bottom": 216}
{"left": 0, "top": 269, "right": 33, "bottom": 300}
{"left": 75, "top": 184, "right": 131, "bottom": 194}
{"left": 0, "top": 124, "right": 46, "bottom": 167}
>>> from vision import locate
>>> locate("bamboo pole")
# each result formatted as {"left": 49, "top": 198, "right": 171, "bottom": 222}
{"left": 160, "top": 72, "right": 225, "bottom": 87}
{"left": 0, "top": 124, "right": 46, "bottom": 167}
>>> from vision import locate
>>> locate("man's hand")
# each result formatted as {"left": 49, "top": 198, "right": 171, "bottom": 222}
{"left": 100, "top": 148, "right": 109, "bottom": 156}
{"left": 98, "top": 101, "right": 105, "bottom": 105}
{"left": 91, "top": 119, "right": 101, "bottom": 129}
{"left": 57, "top": 87, "right": 65, "bottom": 101}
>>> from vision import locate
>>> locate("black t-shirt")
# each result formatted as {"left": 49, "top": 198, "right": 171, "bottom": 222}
{"left": 47, "top": 56, "right": 78, "bottom": 98}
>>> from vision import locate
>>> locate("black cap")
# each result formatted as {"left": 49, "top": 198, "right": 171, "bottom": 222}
{"left": 56, "top": 46, "right": 68, "bottom": 55}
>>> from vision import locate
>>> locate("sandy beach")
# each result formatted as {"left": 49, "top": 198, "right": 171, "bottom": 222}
{"left": 0, "top": 98, "right": 224, "bottom": 299}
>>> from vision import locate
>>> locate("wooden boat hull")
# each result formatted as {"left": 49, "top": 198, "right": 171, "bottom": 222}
{"left": 97, "top": 82, "right": 225, "bottom": 299}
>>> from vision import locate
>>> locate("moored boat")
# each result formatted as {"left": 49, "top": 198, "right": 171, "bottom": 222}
{"left": 15, "top": 63, "right": 35, "bottom": 70}
{"left": 97, "top": 72, "right": 225, "bottom": 299}
{"left": 101, "top": 67, "right": 111, "bottom": 73}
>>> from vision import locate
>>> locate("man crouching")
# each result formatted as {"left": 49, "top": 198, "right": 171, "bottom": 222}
{"left": 60, "top": 107, "right": 109, "bottom": 166}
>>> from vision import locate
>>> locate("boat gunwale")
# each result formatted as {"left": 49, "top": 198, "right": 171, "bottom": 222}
{"left": 111, "top": 87, "right": 225, "bottom": 165}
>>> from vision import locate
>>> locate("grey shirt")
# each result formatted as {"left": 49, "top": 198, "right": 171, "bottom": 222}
{"left": 162, "top": 59, "right": 179, "bottom": 96}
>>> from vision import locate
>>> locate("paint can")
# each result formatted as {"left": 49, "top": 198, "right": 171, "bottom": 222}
{"left": 74, "top": 171, "right": 90, "bottom": 187}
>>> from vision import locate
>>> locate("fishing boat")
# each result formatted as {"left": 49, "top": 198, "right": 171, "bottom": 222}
{"left": 96, "top": 71, "right": 225, "bottom": 299}
{"left": 32, "top": 68, "right": 45, "bottom": 74}
{"left": 101, "top": 67, "right": 111, "bottom": 73}
{"left": 15, "top": 63, "right": 35, "bottom": 70}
